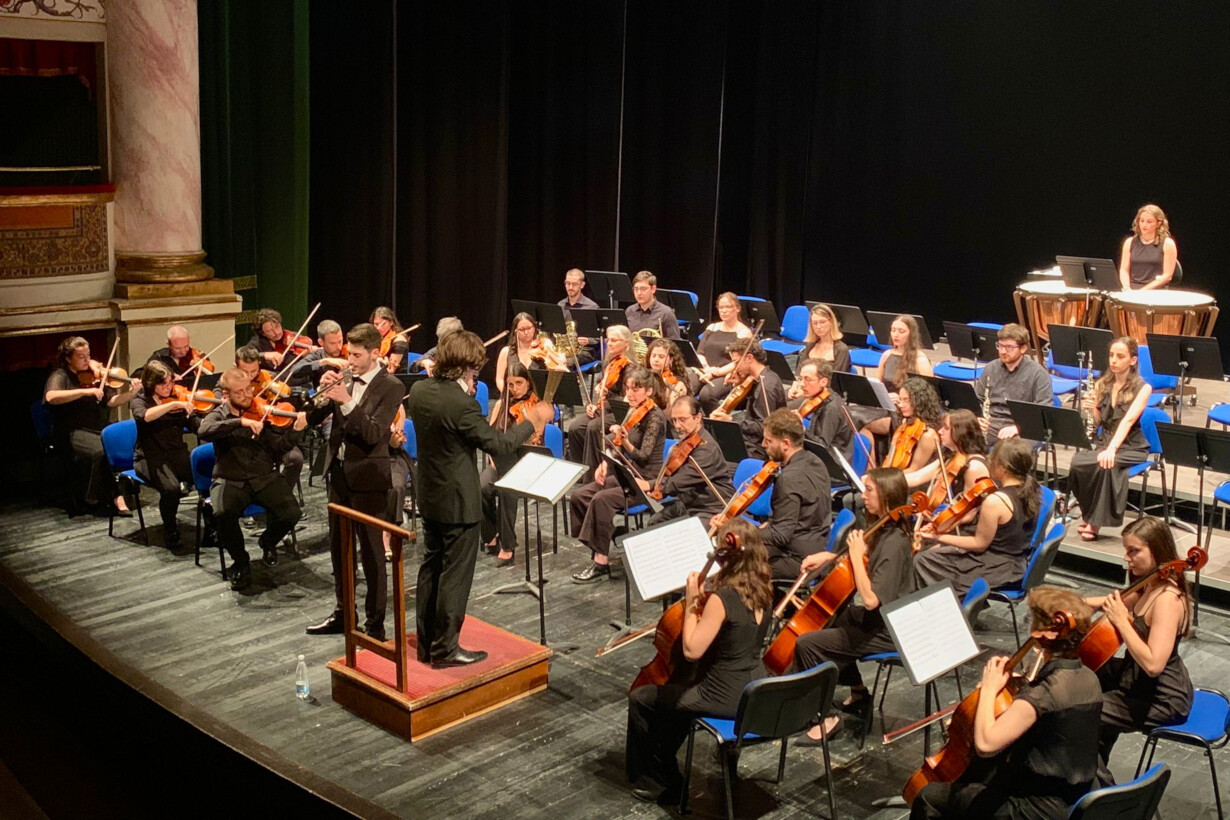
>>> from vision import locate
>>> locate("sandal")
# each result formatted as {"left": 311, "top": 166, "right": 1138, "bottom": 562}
{"left": 1079, "top": 528, "right": 1100, "bottom": 541}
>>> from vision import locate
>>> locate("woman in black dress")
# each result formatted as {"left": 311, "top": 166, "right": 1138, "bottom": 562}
{"left": 1085, "top": 516, "right": 1192, "bottom": 784}
{"left": 872, "top": 314, "right": 933, "bottom": 390}
{"left": 1069, "top": 336, "right": 1151, "bottom": 541}
{"left": 481, "top": 362, "right": 539, "bottom": 566}
{"left": 42, "top": 336, "right": 136, "bottom": 514}
{"left": 1117, "top": 204, "right": 1178, "bottom": 291}
{"left": 625, "top": 518, "right": 772, "bottom": 804}
{"left": 130, "top": 360, "right": 196, "bottom": 548}
{"left": 696, "top": 292, "right": 753, "bottom": 413}
{"left": 370, "top": 305, "right": 410, "bottom": 373}
{"left": 790, "top": 467, "right": 915, "bottom": 741}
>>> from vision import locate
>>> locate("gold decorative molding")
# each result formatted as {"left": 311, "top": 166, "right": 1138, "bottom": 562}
{"left": 231, "top": 275, "right": 258, "bottom": 291}
{"left": 0, "top": 298, "right": 111, "bottom": 317}
{"left": 0, "top": 190, "right": 115, "bottom": 207}
{"left": 114, "top": 250, "right": 214, "bottom": 284}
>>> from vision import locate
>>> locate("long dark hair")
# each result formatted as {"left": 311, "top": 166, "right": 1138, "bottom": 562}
{"left": 1094, "top": 336, "right": 1146, "bottom": 406}
{"left": 946, "top": 409, "right": 987, "bottom": 456}
{"left": 901, "top": 376, "right": 944, "bottom": 428}
{"left": 714, "top": 518, "right": 773, "bottom": 613}
{"left": 864, "top": 467, "right": 910, "bottom": 548}
{"left": 624, "top": 365, "right": 669, "bottom": 410}
{"left": 56, "top": 336, "right": 89, "bottom": 371}
{"left": 989, "top": 438, "right": 1040, "bottom": 520}
{"left": 1122, "top": 516, "right": 1192, "bottom": 637}
{"left": 645, "top": 337, "right": 687, "bottom": 382}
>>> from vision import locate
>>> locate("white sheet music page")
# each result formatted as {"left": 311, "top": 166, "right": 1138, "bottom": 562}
{"left": 867, "top": 377, "right": 898, "bottom": 411}
{"left": 494, "top": 452, "right": 587, "bottom": 504}
{"left": 882, "top": 583, "right": 981, "bottom": 686}
{"left": 620, "top": 517, "right": 716, "bottom": 601}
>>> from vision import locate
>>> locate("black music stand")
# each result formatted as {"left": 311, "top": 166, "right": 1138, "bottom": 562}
{"left": 658, "top": 288, "right": 702, "bottom": 327}
{"left": 529, "top": 368, "right": 587, "bottom": 410}
{"left": 395, "top": 372, "right": 429, "bottom": 395}
{"left": 583, "top": 270, "right": 634, "bottom": 307}
{"left": 831, "top": 370, "right": 896, "bottom": 411}
{"left": 867, "top": 311, "right": 935, "bottom": 349}
{"left": 703, "top": 417, "right": 750, "bottom": 463}
{"left": 1146, "top": 334, "right": 1224, "bottom": 424}
{"left": 1007, "top": 399, "right": 1093, "bottom": 492}
{"left": 918, "top": 375, "right": 984, "bottom": 416}
{"left": 943, "top": 321, "right": 998, "bottom": 365}
{"left": 677, "top": 340, "right": 704, "bottom": 370}
{"left": 602, "top": 450, "right": 664, "bottom": 648}
{"left": 765, "top": 349, "right": 796, "bottom": 384}
{"left": 739, "top": 299, "right": 781, "bottom": 335}
{"left": 818, "top": 302, "right": 871, "bottom": 348}
{"left": 1048, "top": 323, "right": 1112, "bottom": 410}
{"left": 1055, "top": 255, "right": 1120, "bottom": 291}
{"left": 510, "top": 299, "right": 569, "bottom": 336}
{"left": 803, "top": 439, "right": 861, "bottom": 491}
{"left": 1154, "top": 422, "right": 1230, "bottom": 639}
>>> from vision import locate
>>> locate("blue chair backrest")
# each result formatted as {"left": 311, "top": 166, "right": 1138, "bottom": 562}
{"left": 1029, "top": 484, "right": 1057, "bottom": 551}
{"left": 1136, "top": 345, "right": 1179, "bottom": 391}
{"left": 780, "top": 305, "right": 810, "bottom": 343}
{"left": 1066, "top": 762, "right": 1170, "bottom": 820}
{"left": 190, "top": 443, "right": 216, "bottom": 494}
{"left": 826, "top": 508, "right": 855, "bottom": 552}
{"left": 30, "top": 399, "right": 53, "bottom": 441}
{"left": 542, "top": 423, "right": 564, "bottom": 459}
{"left": 733, "top": 458, "right": 773, "bottom": 518}
{"left": 1019, "top": 521, "right": 1066, "bottom": 593}
{"left": 663, "top": 438, "right": 677, "bottom": 460}
{"left": 681, "top": 290, "right": 699, "bottom": 307}
{"left": 1138, "top": 406, "right": 1169, "bottom": 456}
{"left": 962, "top": 577, "right": 990, "bottom": 617}
{"left": 850, "top": 433, "right": 873, "bottom": 478}
{"left": 474, "top": 380, "right": 489, "bottom": 411}
{"left": 100, "top": 419, "right": 138, "bottom": 471}
{"left": 738, "top": 294, "right": 766, "bottom": 303}
{"left": 735, "top": 662, "right": 839, "bottom": 743}
{"left": 402, "top": 417, "right": 418, "bottom": 460}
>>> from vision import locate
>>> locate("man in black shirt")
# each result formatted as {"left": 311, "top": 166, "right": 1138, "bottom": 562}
{"left": 974, "top": 323, "right": 1054, "bottom": 449}
{"left": 791, "top": 358, "right": 855, "bottom": 463}
{"left": 147, "top": 325, "right": 211, "bottom": 379}
{"left": 625, "top": 270, "right": 681, "bottom": 340}
{"left": 558, "top": 268, "right": 599, "bottom": 365}
{"left": 639, "top": 396, "right": 734, "bottom": 525}
{"left": 287, "top": 319, "right": 349, "bottom": 389}
{"left": 199, "top": 368, "right": 308, "bottom": 590}
{"left": 709, "top": 339, "right": 787, "bottom": 460}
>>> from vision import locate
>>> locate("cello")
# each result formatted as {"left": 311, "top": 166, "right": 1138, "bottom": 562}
{"left": 902, "top": 609, "right": 1080, "bottom": 804}
{"left": 762, "top": 499, "right": 924, "bottom": 674}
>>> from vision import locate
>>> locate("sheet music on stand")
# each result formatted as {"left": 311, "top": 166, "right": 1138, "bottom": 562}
{"left": 494, "top": 452, "right": 587, "bottom": 505}
{"left": 617, "top": 516, "right": 717, "bottom": 602}
{"left": 882, "top": 582, "right": 981, "bottom": 686}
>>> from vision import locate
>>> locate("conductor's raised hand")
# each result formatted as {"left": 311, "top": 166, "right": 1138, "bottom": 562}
{"left": 527, "top": 400, "right": 554, "bottom": 428}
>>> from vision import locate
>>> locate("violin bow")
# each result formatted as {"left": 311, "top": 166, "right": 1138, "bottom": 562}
{"left": 689, "top": 454, "right": 730, "bottom": 509}
{"left": 483, "top": 330, "right": 510, "bottom": 348}
{"left": 179, "top": 334, "right": 234, "bottom": 379}
{"left": 387, "top": 323, "right": 421, "bottom": 345}
{"left": 837, "top": 400, "right": 874, "bottom": 468}
{"left": 285, "top": 302, "right": 321, "bottom": 355}
{"left": 94, "top": 338, "right": 121, "bottom": 401}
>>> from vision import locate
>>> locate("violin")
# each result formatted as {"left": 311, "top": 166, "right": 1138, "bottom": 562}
{"left": 886, "top": 416, "right": 928, "bottom": 469}
{"left": 763, "top": 500, "right": 922, "bottom": 674}
{"left": 253, "top": 369, "right": 292, "bottom": 399}
{"left": 927, "top": 452, "right": 967, "bottom": 510}
{"left": 611, "top": 399, "right": 655, "bottom": 448}
{"left": 1077, "top": 546, "right": 1207, "bottom": 672}
{"left": 276, "top": 330, "right": 317, "bottom": 354}
{"left": 178, "top": 348, "right": 216, "bottom": 374}
{"left": 629, "top": 529, "right": 746, "bottom": 691}
{"left": 795, "top": 388, "right": 830, "bottom": 421}
{"left": 650, "top": 430, "right": 703, "bottom": 499}
{"left": 378, "top": 323, "right": 420, "bottom": 359}
{"left": 76, "top": 361, "right": 130, "bottom": 390}
{"left": 903, "top": 610, "right": 1080, "bottom": 805}
{"left": 927, "top": 476, "right": 997, "bottom": 536}
{"left": 241, "top": 396, "right": 300, "bottom": 428}
{"left": 594, "top": 353, "right": 631, "bottom": 411}
{"left": 390, "top": 404, "right": 408, "bottom": 448}
{"left": 716, "top": 375, "right": 756, "bottom": 415}
{"left": 510, "top": 394, "right": 544, "bottom": 446}
{"left": 709, "top": 460, "right": 780, "bottom": 534}
{"left": 528, "top": 333, "right": 569, "bottom": 370}
{"left": 156, "top": 385, "right": 222, "bottom": 413}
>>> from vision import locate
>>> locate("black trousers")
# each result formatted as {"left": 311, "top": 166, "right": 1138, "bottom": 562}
{"left": 136, "top": 452, "right": 192, "bottom": 531}
{"left": 767, "top": 545, "right": 804, "bottom": 581}
{"left": 789, "top": 611, "right": 895, "bottom": 689}
{"left": 566, "top": 413, "right": 607, "bottom": 476}
{"left": 281, "top": 446, "right": 304, "bottom": 492}
{"left": 570, "top": 475, "right": 626, "bottom": 557}
{"left": 327, "top": 461, "right": 390, "bottom": 633}
{"left": 210, "top": 472, "right": 301, "bottom": 566}
{"left": 480, "top": 463, "right": 518, "bottom": 551}
{"left": 416, "top": 518, "right": 481, "bottom": 661}
{"left": 626, "top": 685, "right": 695, "bottom": 791}
{"left": 68, "top": 429, "right": 115, "bottom": 507}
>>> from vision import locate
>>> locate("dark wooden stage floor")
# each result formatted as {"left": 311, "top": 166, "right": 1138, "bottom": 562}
{"left": 1, "top": 480, "right": 1227, "bottom": 819}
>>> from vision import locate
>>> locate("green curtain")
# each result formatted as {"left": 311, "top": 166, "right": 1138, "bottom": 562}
{"left": 199, "top": 0, "right": 310, "bottom": 333}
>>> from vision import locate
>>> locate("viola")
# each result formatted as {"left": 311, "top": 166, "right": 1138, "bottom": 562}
{"left": 629, "top": 529, "right": 747, "bottom": 691}
{"left": 253, "top": 369, "right": 292, "bottom": 399}
{"left": 902, "top": 610, "right": 1080, "bottom": 805}
{"left": 650, "top": 430, "right": 703, "bottom": 499}
{"left": 1077, "top": 546, "right": 1207, "bottom": 672}
{"left": 927, "top": 476, "right": 998, "bottom": 536}
{"left": 277, "top": 330, "right": 317, "bottom": 354}
{"left": 594, "top": 354, "right": 631, "bottom": 411}
{"left": 886, "top": 416, "right": 927, "bottom": 470}
{"left": 795, "top": 388, "right": 830, "bottom": 421}
{"left": 611, "top": 399, "right": 656, "bottom": 448}
{"left": 510, "top": 394, "right": 544, "bottom": 446}
{"left": 178, "top": 348, "right": 216, "bottom": 374}
{"left": 709, "top": 460, "right": 780, "bottom": 535}
{"left": 241, "top": 396, "right": 300, "bottom": 428}
{"left": 716, "top": 375, "right": 756, "bottom": 415}
{"left": 76, "top": 361, "right": 129, "bottom": 390}
{"left": 763, "top": 500, "right": 923, "bottom": 674}
{"left": 927, "top": 452, "right": 967, "bottom": 510}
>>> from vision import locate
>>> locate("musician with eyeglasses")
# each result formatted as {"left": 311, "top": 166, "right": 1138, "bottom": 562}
{"left": 973, "top": 323, "right": 1053, "bottom": 449}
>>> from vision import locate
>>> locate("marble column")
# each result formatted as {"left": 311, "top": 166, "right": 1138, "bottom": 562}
{"left": 108, "top": 0, "right": 217, "bottom": 289}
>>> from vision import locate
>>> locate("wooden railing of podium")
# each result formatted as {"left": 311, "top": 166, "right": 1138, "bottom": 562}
{"left": 330, "top": 502, "right": 415, "bottom": 692}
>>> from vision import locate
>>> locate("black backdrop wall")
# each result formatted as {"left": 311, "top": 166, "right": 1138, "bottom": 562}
{"left": 308, "top": 1, "right": 1230, "bottom": 359}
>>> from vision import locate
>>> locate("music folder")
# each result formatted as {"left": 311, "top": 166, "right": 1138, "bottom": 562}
{"left": 882, "top": 581, "right": 981, "bottom": 686}
{"left": 495, "top": 452, "right": 587, "bottom": 505}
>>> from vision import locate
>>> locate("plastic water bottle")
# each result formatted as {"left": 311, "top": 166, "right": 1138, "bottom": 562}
{"left": 295, "top": 654, "right": 310, "bottom": 700}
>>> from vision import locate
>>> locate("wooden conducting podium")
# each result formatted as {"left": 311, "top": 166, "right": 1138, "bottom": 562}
{"left": 325, "top": 504, "right": 552, "bottom": 741}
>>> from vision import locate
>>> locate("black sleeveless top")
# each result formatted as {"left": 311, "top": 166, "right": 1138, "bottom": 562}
{"left": 987, "top": 484, "right": 1036, "bottom": 559}
{"left": 698, "top": 328, "right": 741, "bottom": 369}
{"left": 1128, "top": 237, "right": 1164, "bottom": 288}
{"left": 682, "top": 586, "right": 767, "bottom": 716}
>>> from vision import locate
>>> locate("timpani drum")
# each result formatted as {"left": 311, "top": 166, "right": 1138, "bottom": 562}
{"left": 1104, "top": 289, "right": 1218, "bottom": 344}
{"left": 1013, "top": 280, "right": 1104, "bottom": 357}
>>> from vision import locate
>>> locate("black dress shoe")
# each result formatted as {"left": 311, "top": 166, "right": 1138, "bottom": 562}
{"left": 365, "top": 627, "right": 388, "bottom": 643}
{"left": 572, "top": 561, "right": 611, "bottom": 584}
{"left": 306, "top": 613, "right": 346, "bottom": 635}
{"left": 229, "top": 562, "right": 251, "bottom": 591}
{"left": 261, "top": 544, "right": 279, "bottom": 566}
{"left": 431, "top": 648, "right": 488, "bottom": 668}
{"left": 164, "top": 527, "right": 182, "bottom": 550}
{"left": 630, "top": 784, "right": 682, "bottom": 805}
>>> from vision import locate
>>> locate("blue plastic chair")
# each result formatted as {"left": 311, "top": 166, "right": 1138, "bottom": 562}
{"left": 1133, "top": 688, "right": 1228, "bottom": 819}
{"left": 101, "top": 419, "right": 151, "bottom": 545}
{"left": 401, "top": 417, "right": 418, "bottom": 460}
{"left": 1137, "top": 344, "right": 1180, "bottom": 393}
{"left": 1207, "top": 402, "right": 1230, "bottom": 430}
{"left": 542, "top": 423, "right": 564, "bottom": 459}
{"left": 826, "top": 508, "right": 855, "bottom": 552}
{"left": 1127, "top": 407, "right": 1170, "bottom": 519}
{"left": 733, "top": 458, "right": 773, "bottom": 518}
{"left": 402, "top": 351, "right": 422, "bottom": 372}
{"left": 1047, "top": 349, "right": 1099, "bottom": 382}
{"left": 849, "top": 347, "right": 884, "bottom": 371}
{"left": 933, "top": 361, "right": 984, "bottom": 381}
{"left": 968, "top": 322, "right": 1005, "bottom": 332}
{"left": 989, "top": 519, "right": 1065, "bottom": 647}
{"left": 681, "top": 662, "right": 839, "bottom": 820}
{"left": 763, "top": 305, "right": 809, "bottom": 356}
{"left": 1067, "top": 762, "right": 1170, "bottom": 820}
{"left": 474, "top": 380, "right": 489, "bottom": 411}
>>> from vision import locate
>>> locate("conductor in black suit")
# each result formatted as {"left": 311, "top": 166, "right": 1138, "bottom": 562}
{"left": 406, "top": 331, "right": 554, "bottom": 667}
{"left": 305, "top": 323, "right": 406, "bottom": 642}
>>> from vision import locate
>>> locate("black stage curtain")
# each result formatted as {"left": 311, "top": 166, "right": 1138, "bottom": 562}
{"left": 306, "top": 2, "right": 1230, "bottom": 358}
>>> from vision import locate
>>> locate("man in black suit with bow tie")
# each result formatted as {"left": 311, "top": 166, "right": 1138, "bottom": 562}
{"left": 305, "top": 323, "right": 405, "bottom": 641}
{"left": 406, "top": 331, "right": 553, "bottom": 667}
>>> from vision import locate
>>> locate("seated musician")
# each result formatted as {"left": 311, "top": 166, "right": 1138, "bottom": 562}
{"left": 790, "top": 466, "right": 915, "bottom": 742}
{"left": 790, "top": 358, "right": 855, "bottom": 463}
{"left": 1119, "top": 204, "right": 1178, "bottom": 291}
{"left": 130, "top": 360, "right": 197, "bottom": 549}
{"left": 904, "top": 409, "right": 989, "bottom": 501}
{"left": 708, "top": 339, "right": 787, "bottom": 460}
{"left": 635, "top": 395, "right": 734, "bottom": 526}
{"left": 147, "top": 325, "right": 214, "bottom": 380}
{"left": 287, "top": 319, "right": 348, "bottom": 389}
{"left": 1083, "top": 517, "right": 1192, "bottom": 785}
{"left": 570, "top": 367, "right": 668, "bottom": 584}
{"left": 481, "top": 362, "right": 539, "bottom": 567}
{"left": 797, "top": 303, "right": 852, "bottom": 374}
{"left": 248, "top": 307, "right": 292, "bottom": 370}
{"left": 914, "top": 438, "right": 1040, "bottom": 599}
{"left": 235, "top": 345, "right": 305, "bottom": 496}
{"left": 198, "top": 368, "right": 308, "bottom": 591}
{"left": 973, "top": 323, "right": 1053, "bottom": 448}
{"left": 696, "top": 292, "right": 753, "bottom": 413}
{"left": 872, "top": 314, "right": 933, "bottom": 391}
{"left": 1068, "top": 337, "right": 1151, "bottom": 542}
{"left": 625, "top": 270, "right": 681, "bottom": 340}
{"left": 909, "top": 587, "right": 1101, "bottom": 820}
{"left": 714, "top": 409, "right": 829, "bottom": 580}
{"left": 625, "top": 518, "right": 771, "bottom": 806}
{"left": 495, "top": 312, "right": 561, "bottom": 394}
{"left": 566, "top": 324, "right": 633, "bottom": 475}
{"left": 863, "top": 376, "right": 943, "bottom": 473}
{"left": 408, "top": 316, "right": 464, "bottom": 375}
{"left": 558, "top": 267, "right": 599, "bottom": 365}
{"left": 645, "top": 338, "right": 697, "bottom": 401}
{"left": 370, "top": 306, "right": 409, "bottom": 372}
{"left": 43, "top": 336, "right": 137, "bottom": 515}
